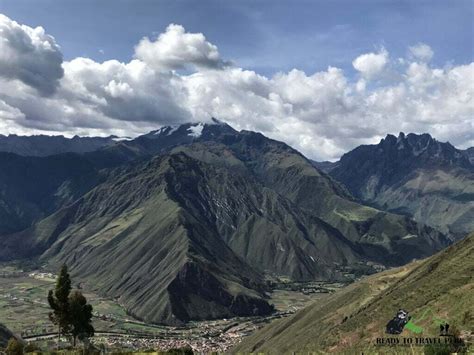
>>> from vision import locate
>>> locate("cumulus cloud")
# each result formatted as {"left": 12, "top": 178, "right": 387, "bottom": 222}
{"left": 352, "top": 48, "right": 389, "bottom": 79}
{"left": 409, "top": 43, "right": 434, "bottom": 62}
{"left": 60, "top": 58, "right": 190, "bottom": 124}
{"left": 0, "top": 14, "right": 63, "bottom": 95}
{"left": 0, "top": 14, "right": 473, "bottom": 160}
{"left": 134, "top": 24, "right": 226, "bottom": 70}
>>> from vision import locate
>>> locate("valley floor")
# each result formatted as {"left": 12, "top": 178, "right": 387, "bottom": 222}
{"left": 0, "top": 263, "right": 343, "bottom": 353}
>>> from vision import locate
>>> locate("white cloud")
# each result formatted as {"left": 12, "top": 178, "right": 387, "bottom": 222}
{"left": 0, "top": 14, "right": 473, "bottom": 161}
{"left": 134, "top": 24, "right": 226, "bottom": 71}
{"left": 352, "top": 48, "right": 389, "bottom": 79}
{"left": 60, "top": 57, "right": 190, "bottom": 125}
{"left": 0, "top": 14, "right": 63, "bottom": 95}
{"left": 409, "top": 43, "right": 434, "bottom": 62}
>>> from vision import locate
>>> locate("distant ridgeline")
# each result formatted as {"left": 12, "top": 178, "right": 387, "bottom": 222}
{"left": 0, "top": 121, "right": 458, "bottom": 324}
{"left": 0, "top": 134, "right": 120, "bottom": 157}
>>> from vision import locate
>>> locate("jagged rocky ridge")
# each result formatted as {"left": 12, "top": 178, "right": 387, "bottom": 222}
{"left": 324, "top": 132, "right": 474, "bottom": 238}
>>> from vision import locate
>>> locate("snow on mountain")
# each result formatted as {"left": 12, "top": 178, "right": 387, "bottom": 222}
{"left": 187, "top": 122, "right": 205, "bottom": 138}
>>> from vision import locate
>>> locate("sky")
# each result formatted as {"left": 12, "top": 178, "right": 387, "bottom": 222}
{"left": 0, "top": 0, "right": 473, "bottom": 160}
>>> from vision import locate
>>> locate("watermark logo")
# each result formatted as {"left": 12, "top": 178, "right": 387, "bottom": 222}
{"left": 385, "top": 307, "right": 451, "bottom": 335}
{"left": 375, "top": 307, "right": 468, "bottom": 351}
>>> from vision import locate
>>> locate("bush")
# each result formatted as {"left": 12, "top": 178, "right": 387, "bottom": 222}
{"left": 6, "top": 338, "right": 23, "bottom": 355}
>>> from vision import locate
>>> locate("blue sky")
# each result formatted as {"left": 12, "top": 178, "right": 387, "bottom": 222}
{"left": 1, "top": 0, "right": 472, "bottom": 77}
{"left": 0, "top": 1, "right": 472, "bottom": 160}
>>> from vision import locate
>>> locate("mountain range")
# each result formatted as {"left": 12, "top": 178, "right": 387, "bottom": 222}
{"left": 235, "top": 232, "right": 474, "bottom": 353}
{"left": 316, "top": 132, "right": 474, "bottom": 239}
{"left": 0, "top": 121, "right": 462, "bottom": 324}
{"left": 0, "top": 134, "right": 120, "bottom": 157}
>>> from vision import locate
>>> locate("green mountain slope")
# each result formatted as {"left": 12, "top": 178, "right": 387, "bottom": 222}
{"left": 328, "top": 133, "right": 474, "bottom": 238}
{"left": 0, "top": 123, "right": 451, "bottom": 324}
{"left": 177, "top": 132, "right": 448, "bottom": 267}
{"left": 1, "top": 153, "right": 274, "bottom": 324}
{"left": 234, "top": 233, "right": 474, "bottom": 354}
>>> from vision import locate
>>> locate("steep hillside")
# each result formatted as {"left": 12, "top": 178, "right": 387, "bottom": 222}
{"left": 464, "top": 147, "right": 474, "bottom": 165}
{"left": 1, "top": 153, "right": 274, "bottom": 324}
{"left": 0, "top": 152, "right": 104, "bottom": 235}
{"left": 329, "top": 133, "right": 474, "bottom": 238}
{"left": 235, "top": 233, "right": 474, "bottom": 354}
{"left": 193, "top": 131, "right": 448, "bottom": 266}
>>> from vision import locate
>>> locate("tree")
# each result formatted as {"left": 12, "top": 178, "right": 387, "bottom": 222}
{"left": 5, "top": 338, "right": 23, "bottom": 355}
{"left": 69, "top": 290, "right": 94, "bottom": 347}
{"left": 48, "top": 264, "right": 72, "bottom": 347}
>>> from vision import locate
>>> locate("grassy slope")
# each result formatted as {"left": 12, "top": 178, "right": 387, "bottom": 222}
{"left": 369, "top": 168, "right": 474, "bottom": 237}
{"left": 171, "top": 144, "right": 367, "bottom": 281}
{"left": 234, "top": 233, "right": 474, "bottom": 354}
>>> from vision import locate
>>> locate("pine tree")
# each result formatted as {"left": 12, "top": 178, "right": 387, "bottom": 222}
{"left": 69, "top": 290, "right": 94, "bottom": 347}
{"left": 47, "top": 264, "right": 71, "bottom": 347}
